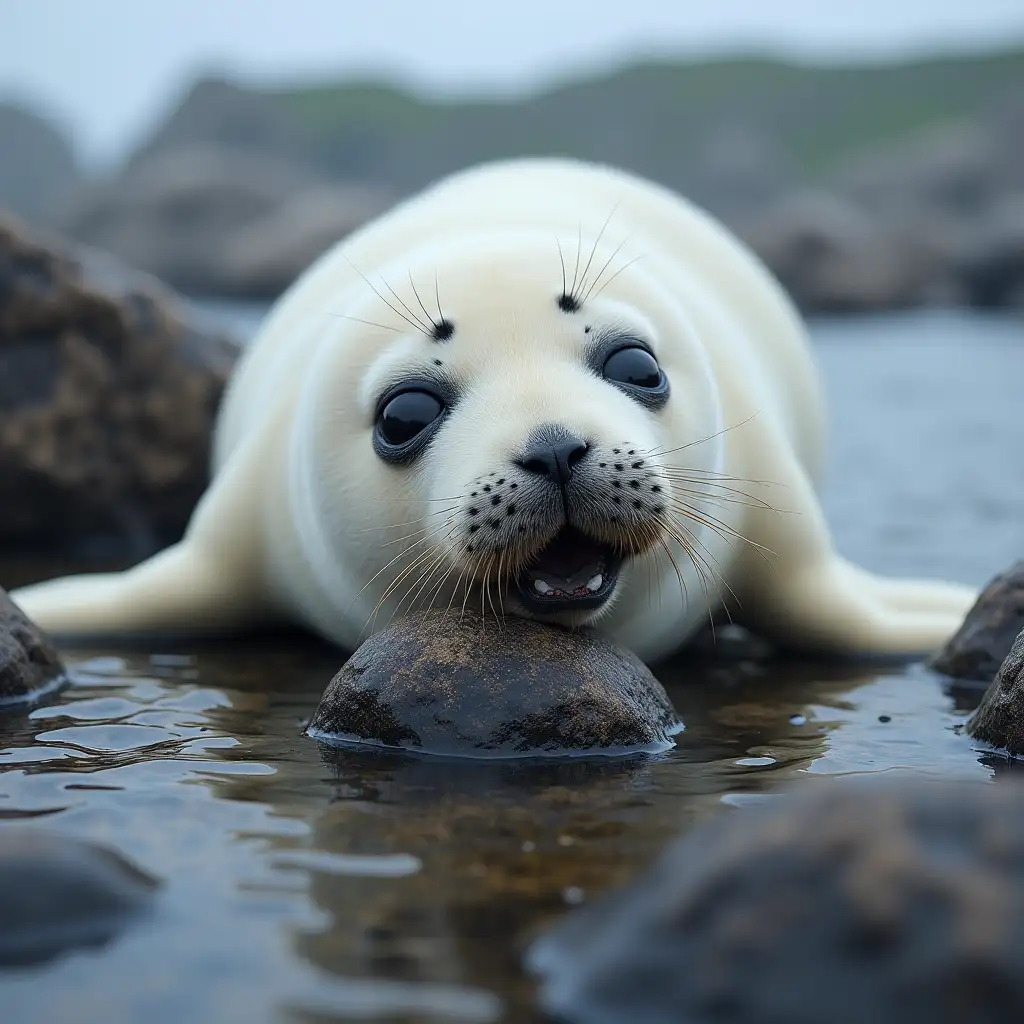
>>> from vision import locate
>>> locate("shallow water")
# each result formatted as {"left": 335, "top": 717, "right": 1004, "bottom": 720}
{"left": 1, "top": 309, "right": 1022, "bottom": 1023}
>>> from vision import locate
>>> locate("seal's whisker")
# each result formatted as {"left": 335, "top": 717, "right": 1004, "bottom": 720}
{"left": 439, "top": 560, "right": 473, "bottom": 622}
{"left": 588, "top": 253, "right": 644, "bottom": 301}
{"left": 362, "top": 506, "right": 460, "bottom": 535}
{"left": 573, "top": 201, "right": 620, "bottom": 305}
{"left": 657, "top": 536, "right": 690, "bottom": 618}
{"left": 345, "top": 527, "right": 448, "bottom": 616}
{"left": 370, "top": 521, "right": 461, "bottom": 629}
{"left": 644, "top": 414, "right": 761, "bottom": 461}
{"left": 327, "top": 312, "right": 402, "bottom": 333}
{"left": 580, "top": 234, "right": 631, "bottom": 307}
{"left": 380, "top": 273, "right": 433, "bottom": 335}
{"left": 667, "top": 500, "right": 776, "bottom": 560}
{"left": 343, "top": 254, "right": 428, "bottom": 335}
{"left": 570, "top": 221, "right": 584, "bottom": 298}
{"left": 368, "top": 495, "right": 466, "bottom": 503}
{"left": 419, "top": 555, "right": 464, "bottom": 624}
{"left": 665, "top": 517, "right": 740, "bottom": 613}
{"left": 395, "top": 543, "right": 456, "bottom": 622}
{"left": 366, "top": 503, "right": 462, "bottom": 536}
{"left": 660, "top": 481, "right": 784, "bottom": 514}
{"left": 433, "top": 270, "right": 445, "bottom": 325}
{"left": 408, "top": 271, "right": 436, "bottom": 328}
{"left": 364, "top": 518, "right": 458, "bottom": 611}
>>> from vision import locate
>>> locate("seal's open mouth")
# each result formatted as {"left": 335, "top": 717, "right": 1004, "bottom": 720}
{"left": 515, "top": 526, "right": 622, "bottom": 614}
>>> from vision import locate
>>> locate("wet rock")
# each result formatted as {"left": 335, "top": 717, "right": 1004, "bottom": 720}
{"left": 966, "top": 629, "right": 1024, "bottom": 758}
{"left": 930, "top": 561, "right": 1024, "bottom": 682}
{"left": 52, "top": 145, "right": 322, "bottom": 295}
{"left": 218, "top": 183, "right": 394, "bottom": 298}
{"left": 306, "top": 611, "right": 682, "bottom": 758}
{"left": 0, "top": 586, "right": 65, "bottom": 707}
{"left": 739, "top": 192, "right": 936, "bottom": 312}
{"left": 530, "top": 779, "right": 1024, "bottom": 1024}
{"left": 0, "top": 102, "right": 80, "bottom": 221}
{"left": 0, "top": 213, "right": 238, "bottom": 557}
{"left": 0, "top": 831, "right": 157, "bottom": 967}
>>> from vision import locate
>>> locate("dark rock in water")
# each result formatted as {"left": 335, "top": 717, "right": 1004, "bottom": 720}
{"left": 966, "top": 628, "right": 1024, "bottom": 758}
{"left": 306, "top": 611, "right": 682, "bottom": 758}
{"left": 0, "top": 831, "right": 158, "bottom": 967}
{"left": 0, "top": 102, "right": 80, "bottom": 221}
{"left": 529, "top": 780, "right": 1024, "bottom": 1024}
{"left": 0, "top": 214, "right": 238, "bottom": 557}
{"left": 930, "top": 561, "right": 1024, "bottom": 682}
{"left": 0, "top": 586, "right": 65, "bottom": 707}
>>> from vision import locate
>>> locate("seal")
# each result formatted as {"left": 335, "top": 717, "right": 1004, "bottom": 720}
{"left": 11, "top": 159, "right": 976, "bottom": 662}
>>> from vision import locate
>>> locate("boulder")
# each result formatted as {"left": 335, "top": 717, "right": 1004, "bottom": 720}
{"left": 51, "top": 145, "right": 322, "bottom": 295}
{"left": 930, "top": 561, "right": 1024, "bottom": 682}
{"left": 957, "top": 196, "right": 1024, "bottom": 310}
{"left": 306, "top": 611, "right": 682, "bottom": 758}
{"left": 0, "top": 102, "right": 80, "bottom": 221}
{"left": 838, "top": 122, "right": 1001, "bottom": 221}
{"left": 965, "top": 628, "right": 1024, "bottom": 758}
{"left": 0, "top": 586, "right": 65, "bottom": 707}
{"left": 0, "top": 831, "right": 157, "bottom": 967}
{"left": 530, "top": 779, "right": 1024, "bottom": 1024}
{"left": 218, "top": 183, "right": 394, "bottom": 298}
{"left": 739, "top": 192, "right": 938, "bottom": 312}
{"left": 0, "top": 213, "right": 238, "bottom": 557}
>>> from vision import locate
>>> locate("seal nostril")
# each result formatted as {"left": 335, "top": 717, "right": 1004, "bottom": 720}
{"left": 516, "top": 425, "right": 590, "bottom": 487}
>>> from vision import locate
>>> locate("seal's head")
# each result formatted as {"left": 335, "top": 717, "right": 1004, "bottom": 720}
{"left": 297, "top": 230, "right": 726, "bottom": 644}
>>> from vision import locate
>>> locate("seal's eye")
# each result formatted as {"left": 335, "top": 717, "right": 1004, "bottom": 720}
{"left": 374, "top": 388, "right": 447, "bottom": 464}
{"left": 378, "top": 391, "right": 444, "bottom": 447}
{"left": 603, "top": 346, "right": 663, "bottom": 389}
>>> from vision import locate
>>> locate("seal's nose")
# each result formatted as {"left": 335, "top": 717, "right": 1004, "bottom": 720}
{"left": 516, "top": 425, "right": 589, "bottom": 487}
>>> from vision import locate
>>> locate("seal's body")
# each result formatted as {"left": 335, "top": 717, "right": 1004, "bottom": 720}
{"left": 13, "top": 160, "right": 975, "bottom": 662}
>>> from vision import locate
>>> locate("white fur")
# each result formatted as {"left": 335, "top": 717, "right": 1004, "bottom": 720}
{"left": 12, "top": 159, "right": 976, "bottom": 662}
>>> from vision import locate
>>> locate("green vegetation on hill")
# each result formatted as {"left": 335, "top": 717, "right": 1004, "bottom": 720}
{"left": 264, "top": 48, "right": 1024, "bottom": 195}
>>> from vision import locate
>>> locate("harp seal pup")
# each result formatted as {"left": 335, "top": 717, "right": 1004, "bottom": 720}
{"left": 11, "top": 158, "right": 975, "bottom": 662}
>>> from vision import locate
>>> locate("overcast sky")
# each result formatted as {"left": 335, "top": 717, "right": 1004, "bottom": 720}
{"left": 3, "top": 0, "right": 1024, "bottom": 167}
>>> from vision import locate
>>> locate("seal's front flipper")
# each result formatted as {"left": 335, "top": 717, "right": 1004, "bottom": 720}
{"left": 10, "top": 540, "right": 270, "bottom": 641}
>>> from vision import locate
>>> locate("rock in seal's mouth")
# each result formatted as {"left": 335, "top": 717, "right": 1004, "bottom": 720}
{"left": 515, "top": 526, "right": 623, "bottom": 614}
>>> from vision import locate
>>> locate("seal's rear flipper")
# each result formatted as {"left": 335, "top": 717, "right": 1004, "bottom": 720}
{"left": 10, "top": 541, "right": 270, "bottom": 641}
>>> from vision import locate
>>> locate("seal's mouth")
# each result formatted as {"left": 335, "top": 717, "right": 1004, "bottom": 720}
{"left": 515, "top": 526, "right": 622, "bottom": 614}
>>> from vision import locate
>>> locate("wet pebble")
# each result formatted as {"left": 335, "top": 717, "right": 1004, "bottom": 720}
{"left": 0, "top": 831, "right": 158, "bottom": 968}
{"left": 529, "top": 779, "right": 1024, "bottom": 1024}
{"left": 306, "top": 611, "right": 682, "bottom": 758}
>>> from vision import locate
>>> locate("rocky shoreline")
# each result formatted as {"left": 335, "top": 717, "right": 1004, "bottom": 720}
{"left": 2, "top": 63, "right": 1022, "bottom": 315}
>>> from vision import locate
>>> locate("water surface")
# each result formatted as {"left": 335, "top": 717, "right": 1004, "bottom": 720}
{"left": 1, "top": 309, "right": 1021, "bottom": 1023}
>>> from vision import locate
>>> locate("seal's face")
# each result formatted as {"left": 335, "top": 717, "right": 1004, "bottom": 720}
{"left": 324, "top": 233, "right": 725, "bottom": 634}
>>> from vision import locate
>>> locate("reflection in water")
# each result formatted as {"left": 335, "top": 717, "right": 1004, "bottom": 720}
{"left": 0, "top": 311, "right": 1020, "bottom": 1021}
{"left": 0, "top": 635, "right": 998, "bottom": 1023}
